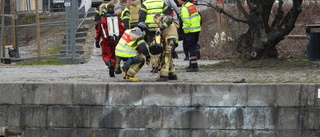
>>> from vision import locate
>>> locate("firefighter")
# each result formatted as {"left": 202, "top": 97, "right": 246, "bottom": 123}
{"left": 115, "top": 27, "right": 151, "bottom": 82}
{"left": 95, "top": 0, "right": 120, "bottom": 22}
{"left": 114, "top": 0, "right": 131, "bottom": 29}
{"left": 94, "top": 0, "right": 109, "bottom": 22}
{"left": 114, "top": 0, "right": 132, "bottom": 74}
{"left": 129, "top": 0, "right": 141, "bottom": 28}
{"left": 177, "top": 0, "right": 201, "bottom": 72}
{"left": 139, "top": 0, "right": 171, "bottom": 73}
{"left": 95, "top": 4, "right": 125, "bottom": 77}
{"left": 153, "top": 14, "right": 179, "bottom": 81}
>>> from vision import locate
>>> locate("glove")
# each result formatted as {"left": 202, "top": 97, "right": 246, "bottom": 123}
{"left": 145, "top": 56, "right": 150, "bottom": 65}
{"left": 171, "top": 45, "right": 178, "bottom": 59}
{"left": 95, "top": 42, "right": 100, "bottom": 48}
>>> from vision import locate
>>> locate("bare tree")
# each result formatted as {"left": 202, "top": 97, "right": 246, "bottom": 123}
{"left": 207, "top": 0, "right": 303, "bottom": 59}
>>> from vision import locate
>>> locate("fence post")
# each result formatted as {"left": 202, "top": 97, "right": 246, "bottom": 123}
{"left": 35, "top": 0, "right": 41, "bottom": 61}
{"left": 64, "top": 0, "right": 78, "bottom": 62}
{"left": 0, "top": 0, "right": 5, "bottom": 58}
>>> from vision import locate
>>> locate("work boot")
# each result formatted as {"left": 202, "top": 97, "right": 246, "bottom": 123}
{"left": 125, "top": 75, "right": 140, "bottom": 82}
{"left": 115, "top": 67, "right": 122, "bottom": 74}
{"left": 122, "top": 71, "right": 127, "bottom": 79}
{"left": 150, "top": 67, "right": 158, "bottom": 73}
{"left": 184, "top": 51, "right": 189, "bottom": 61}
{"left": 106, "top": 61, "right": 115, "bottom": 77}
{"left": 109, "top": 67, "right": 115, "bottom": 77}
{"left": 186, "top": 66, "right": 199, "bottom": 72}
{"left": 156, "top": 76, "right": 168, "bottom": 81}
{"left": 168, "top": 73, "right": 178, "bottom": 80}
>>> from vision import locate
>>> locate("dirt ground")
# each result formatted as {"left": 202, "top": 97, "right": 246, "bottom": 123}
{"left": 198, "top": 2, "right": 320, "bottom": 60}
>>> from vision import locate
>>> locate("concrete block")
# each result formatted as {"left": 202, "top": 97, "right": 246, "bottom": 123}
{"left": 108, "top": 83, "right": 143, "bottom": 106}
{"left": 47, "top": 106, "right": 76, "bottom": 127}
{"left": 7, "top": 105, "right": 21, "bottom": 127}
{"left": 243, "top": 108, "right": 276, "bottom": 129}
{"left": 294, "top": 108, "right": 320, "bottom": 130}
{"left": 192, "top": 83, "right": 237, "bottom": 106}
{"left": 123, "top": 107, "right": 162, "bottom": 128}
{"left": 143, "top": 83, "right": 191, "bottom": 106}
{"left": 21, "top": 106, "right": 46, "bottom": 127}
{"left": 93, "top": 129, "right": 121, "bottom": 137}
{"left": 24, "top": 83, "right": 73, "bottom": 105}
{"left": 100, "top": 107, "right": 124, "bottom": 128}
{"left": 191, "top": 130, "right": 209, "bottom": 137}
{"left": 276, "top": 84, "right": 301, "bottom": 107}
{"left": 162, "top": 107, "right": 208, "bottom": 129}
{"left": 48, "top": 106, "right": 104, "bottom": 128}
{"left": 253, "top": 131, "right": 276, "bottom": 137}
{"left": 247, "top": 84, "right": 276, "bottom": 106}
{"left": 114, "top": 129, "right": 191, "bottom": 137}
{"left": 300, "top": 84, "right": 317, "bottom": 107}
{"left": 277, "top": 108, "right": 299, "bottom": 130}
{"left": 206, "top": 108, "right": 243, "bottom": 129}
{"left": 47, "top": 128, "right": 73, "bottom": 137}
{"left": 73, "top": 83, "right": 107, "bottom": 105}
{"left": 209, "top": 130, "right": 252, "bottom": 137}
{"left": 74, "top": 107, "right": 105, "bottom": 128}
{"left": 101, "top": 107, "right": 162, "bottom": 128}
{"left": 22, "top": 128, "right": 43, "bottom": 137}
{"left": 0, "top": 83, "right": 23, "bottom": 104}
{"left": 0, "top": 106, "right": 7, "bottom": 126}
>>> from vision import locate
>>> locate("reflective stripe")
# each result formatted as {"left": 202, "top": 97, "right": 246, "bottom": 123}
{"left": 116, "top": 48, "right": 138, "bottom": 55}
{"left": 116, "top": 30, "right": 139, "bottom": 58}
{"left": 118, "top": 42, "right": 136, "bottom": 52}
{"left": 184, "top": 26, "right": 201, "bottom": 30}
{"left": 143, "top": 0, "right": 164, "bottom": 30}
{"left": 182, "top": 14, "right": 200, "bottom": 20}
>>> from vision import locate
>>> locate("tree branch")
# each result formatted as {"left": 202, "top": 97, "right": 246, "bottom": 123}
{"left": 271, "top": 0, "right": 284, "bottom": 28}
{"left": 205, "top": 3, "right": 248, "bottom": 23}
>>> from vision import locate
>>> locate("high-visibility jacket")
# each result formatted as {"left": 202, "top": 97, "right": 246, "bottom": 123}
{"left": 116, "top": 30, "right": 140, "bottom": 58}
{"left": 141, "top": 0, "right": 166, "bottom": 31}
{"left": 120, "top": 7, "right": 131, "bottom": 29}
{"left": 180, "top": 2, "right": 201, "bottom": 34}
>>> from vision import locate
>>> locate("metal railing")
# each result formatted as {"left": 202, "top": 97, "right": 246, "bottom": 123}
{"left": 0, "top": 0, "right": 91, "bottom": 63}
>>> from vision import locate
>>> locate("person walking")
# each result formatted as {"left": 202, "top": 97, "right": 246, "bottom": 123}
{"left": 177, "top": 0, "right": 201, "bottom": 72}
{"left": 153, "top": 14, "right": 179, "bottom": 81}
{"left": 95, "top": 4, "right": 125, "bottom": 77}
{"left": 139, "top": 0, "right": 171, "bottom": 73}
{"left": 115, "top": 27, "right": 151, "bottom": 82}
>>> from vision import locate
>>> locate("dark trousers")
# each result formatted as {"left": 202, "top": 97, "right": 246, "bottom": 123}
{"left": 183, "top": 32, "right": 200, "bottom": 68}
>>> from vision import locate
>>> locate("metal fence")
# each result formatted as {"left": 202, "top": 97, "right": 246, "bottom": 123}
{"left": 0, "top": 0, "right": 91, "bottom": 63}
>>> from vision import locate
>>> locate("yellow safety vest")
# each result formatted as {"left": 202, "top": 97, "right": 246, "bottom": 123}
{"left": 120, "top": 7, "right": 131, "bottom": 20}
{"left": 143, "top": 0, "right": 164, "bottom": 31}
{"left": 180, "top": 2, "right": 201, "bottom": 33}
{"left": 116, "top": 30, "right": 139, "bottom": 58}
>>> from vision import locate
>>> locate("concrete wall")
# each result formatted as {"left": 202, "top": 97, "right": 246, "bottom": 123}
{"left": 0, "top": 83, "right": 319, "bottom": 137}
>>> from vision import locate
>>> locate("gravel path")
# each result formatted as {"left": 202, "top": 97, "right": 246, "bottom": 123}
{"left": 0, "top": 26, "right": 319, "bottom": 83}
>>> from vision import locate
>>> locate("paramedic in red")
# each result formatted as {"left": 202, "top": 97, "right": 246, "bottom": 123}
{"left": 95, "top": 4, "right": 125, "bottom": 77}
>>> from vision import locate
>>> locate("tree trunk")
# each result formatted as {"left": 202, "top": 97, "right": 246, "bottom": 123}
{"left": 233, "top": 0, "right": 303, "bottom": 60}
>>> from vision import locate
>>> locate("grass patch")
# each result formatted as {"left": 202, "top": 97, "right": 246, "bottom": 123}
{"left": 18, "top": 15, "right": 36, "bottom": 24}
{"left": 45, "top": 45, "right": 61, "bottom": 55}
{"left": 15, "top": 60, "right": 67, "bottom": 65}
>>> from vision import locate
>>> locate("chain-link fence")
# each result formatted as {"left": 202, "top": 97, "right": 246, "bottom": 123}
{"left": 0, "top": 0, "right": 91, "bottom": 63}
